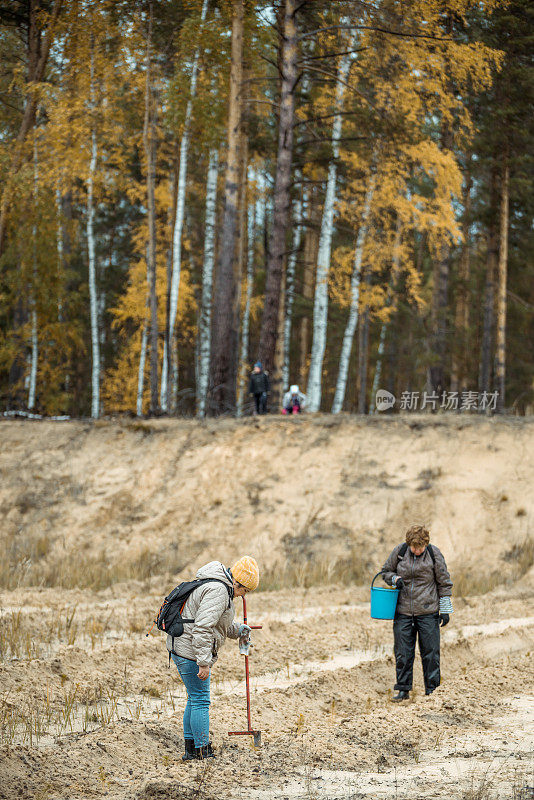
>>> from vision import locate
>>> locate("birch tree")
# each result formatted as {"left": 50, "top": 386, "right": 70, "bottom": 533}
{"left": 197, "top": 148, "right": 219, "bottom": 417}
{"left": 306, "top": 45, "right": 353, "bottom": 412}
{"left": 495, "top": 154, "right": 509, "bottom": 413}
{"left": 28, "top": 139, "right": 39, "bottom": 410}
{"left": 236, "top": 171, "right": 256, "bottom": 417}
{"left": 87, "top": 40, "right": 100, "bottom": 419}
{"left": 160, "top": 0, "right": 210, "bottom": 411}
{"left": 136, "top": 252, "right": 150, "bottom": 416}
{"left": 143, "top": 2, "right": 159, "bottom": 415}
{"left": 357, "top": 299, "right": 370, "bottom": 413}
{"left": 282, "top": 189, "right": 305, "bottom": 393}
{"left": 136, "top": 324, "right": 148, "bottom": 416}
{"left": 331, "top": 175, "right": 375, "bottom": 414}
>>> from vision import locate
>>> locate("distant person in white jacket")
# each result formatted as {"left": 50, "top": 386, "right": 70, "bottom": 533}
{"left": 168, "top": 557, "right": 260, "bottom": 760}
{"left": 282, "top": 385, "right": 306, "bottom": 415}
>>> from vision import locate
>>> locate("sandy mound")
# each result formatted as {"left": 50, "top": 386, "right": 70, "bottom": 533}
{"left": 1, "top": 415, "right": 533, "bottom": 592}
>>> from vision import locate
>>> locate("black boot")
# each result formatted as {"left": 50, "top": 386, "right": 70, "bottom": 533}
{"left": 425, "top": 688, "right": 435, "bottom": 696}
{"left": 196, "top": 743, "right": 215, "bottom": 760}
{"left": 182, "top": 739, "right": 196, "bottom": 761}
{"left": 392, "top": 690, "right": 410, "bottom": 702}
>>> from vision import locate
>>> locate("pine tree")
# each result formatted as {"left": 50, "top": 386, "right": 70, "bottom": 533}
{"left": 209, "top": 0, "right": 244, "bottom": 414}
{"left": 258, "top": 0, "right": 299, "bottom": 398}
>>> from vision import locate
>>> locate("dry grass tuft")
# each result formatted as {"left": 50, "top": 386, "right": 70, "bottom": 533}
{"left": 0, "top": 528, "right": 187, "bottom": 591}
{"left": 462, "top": 775, "right": 495, "bottom": 800}
{"left": 454, "top": 536, "right": 534, "bottom": 598}
{"left": 503, "top": 537, "right": 534, "bottom": 574}
{"left": 261, "top": 550, "right": 373, "bottom": 591}
{"left": 124, "top": 421, "right": 154, "bottom": 436}
{"left": 0, "top": 606, "right": 116, "bottom": 662}
{"left": 453, "top": 568, "right": 504, "bottom": 599}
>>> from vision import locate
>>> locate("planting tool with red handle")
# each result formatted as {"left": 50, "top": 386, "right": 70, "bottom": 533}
{"left": 228, "top": 596, "right": 262, "bottom": 747}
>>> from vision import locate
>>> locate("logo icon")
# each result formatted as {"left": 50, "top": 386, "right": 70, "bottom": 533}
{"left": 375, "top": 389, "right": 395, "bottom": 412}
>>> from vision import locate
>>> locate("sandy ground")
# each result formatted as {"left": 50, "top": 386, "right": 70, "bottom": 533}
{"left": 1, "top": 416, "right": 533, "bottom": 799}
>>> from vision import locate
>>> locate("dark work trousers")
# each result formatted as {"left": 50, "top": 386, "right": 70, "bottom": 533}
{"left": 393, "top": 613, "right": 440, "bottom": 692}
{"left": 253, "top": 392, "right": 267, "bottom": 414}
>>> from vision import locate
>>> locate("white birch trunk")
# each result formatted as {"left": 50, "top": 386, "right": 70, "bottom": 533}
{"left": 256, "top": 170, "right": 268, "bottom": 248}
{"left": 55, "top": 184, "right": 70, "bottom": 393}
{"left": 28, "top": 310, "right": 38, "bottom": 410}
{"left": 160, "top": 0, "right": 209, "bottom": 410}
{"left": 87, "top": 49, "right": 100, "bottom": 419}
{"left": 136, "top": 255, "right": 150, "bottom": 416}
{"left": 196, "top": 147, "right": 219, "bottom": 417}
{"left": 369, "top": 223, "right": 402, "bottom": 413}
{"left": 55, "top": 185, "right": 63, "bottom": 316}
{"left": 28, "top": 139, "right": 39, "bottom": 410}
{"left": 172, "top": 336, "right": 179, "bottom": 411}
{"left": 331, "top": 175, "right": 375, "bottom": 414}
{"left": 369, "top": 322, "right": 387, "bottom": 414}
{"left": 137, "top": 323, "right": 148, "bottom": 416}
{"left": 306, "top": 48, "right": 353, "bottom": 412}
{"left": 236, "top": 169, "right": 256, "bottom": 417}
{"left": 282, "top": 187, "right": 305, "bottom": 393}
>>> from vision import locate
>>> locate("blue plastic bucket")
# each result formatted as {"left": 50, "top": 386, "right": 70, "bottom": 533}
{"left": 370, "top": 572, "right": 399, "bottom": 619}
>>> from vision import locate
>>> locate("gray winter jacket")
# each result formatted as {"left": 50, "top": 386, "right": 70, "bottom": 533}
{"left": 166, "top": 561, "right": 241, "bottom": 667}
{"left": 382, "top": 544, "right": 453, "bottom": 616}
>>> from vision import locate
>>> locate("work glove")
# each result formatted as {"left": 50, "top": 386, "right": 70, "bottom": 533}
{"left": 237, "top": 623, "right": 251, "bottom": 637}
{"left": 439, "top": 613, "right": 450, "bottom": 627}
{"left": 393, "top": 577, "right": 404, "bottom": 590}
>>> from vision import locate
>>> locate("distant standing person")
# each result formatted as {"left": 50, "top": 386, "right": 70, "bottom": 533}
{"left": 381, "top": 525, "right": 453, "bottom": 701}
{"left": 249, "top": 361, "right": 269, "bottom": 414}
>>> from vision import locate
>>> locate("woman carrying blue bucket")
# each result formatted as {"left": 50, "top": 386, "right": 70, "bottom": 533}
{"left": 380, "top": 525, "right": 453, "bottom": 701}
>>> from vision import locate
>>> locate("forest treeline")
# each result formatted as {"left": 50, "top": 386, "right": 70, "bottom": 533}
{"left": 0, "top": 0, "right": 532, "bottom": 417}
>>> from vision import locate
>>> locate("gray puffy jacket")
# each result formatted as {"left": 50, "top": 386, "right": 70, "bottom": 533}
{"left": 166, "top": 561, "right": 241, "bottom": 667}
{"left": 382, "top": 544, "right": 453, "bottom": 616}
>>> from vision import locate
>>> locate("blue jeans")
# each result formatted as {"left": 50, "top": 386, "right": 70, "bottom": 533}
{"left": 172, "top": 655, "right": 210, "bottom": 747}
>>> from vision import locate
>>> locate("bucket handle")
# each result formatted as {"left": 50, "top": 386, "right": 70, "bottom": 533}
{"left": 371, "top": 570, "right": 387, "bottom": 590}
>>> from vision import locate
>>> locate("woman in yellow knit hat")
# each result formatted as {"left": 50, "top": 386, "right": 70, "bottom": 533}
{"left": 167, "top": 556, "right": 259, "bottom": 760}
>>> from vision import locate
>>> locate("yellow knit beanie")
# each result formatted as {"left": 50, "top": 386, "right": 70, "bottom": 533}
{"left": 231, "top": 556, "right": 260, "bottom": 591}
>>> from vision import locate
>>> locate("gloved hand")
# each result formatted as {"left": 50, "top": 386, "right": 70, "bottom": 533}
{"left": 394, "top": 577, "right": 404, "bottom": 590}
{"left": 439, "top": 613, "right": 450, "bottom": 627}
{"left": 237, "top": 623, "right": 251, "bottom": 637}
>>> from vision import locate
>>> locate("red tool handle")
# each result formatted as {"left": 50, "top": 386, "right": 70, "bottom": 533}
{"left": 243, "top": 597, "right": 252, "bottom": 731}
{"left": 228, "top": 596, "right": 262, "bottom": 746}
